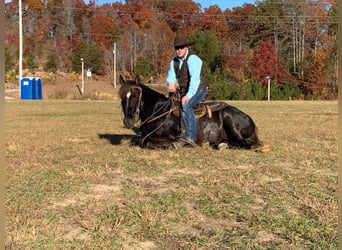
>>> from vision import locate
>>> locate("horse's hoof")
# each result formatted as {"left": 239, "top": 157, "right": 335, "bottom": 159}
{"left": 172, "top": 140, "right": 185, "bottom": 149}
{"left": 129, "top": 140, "right": 141, "bottom": 147}
{"left": 218, "top": 142, "right": 228, "bottom": 150}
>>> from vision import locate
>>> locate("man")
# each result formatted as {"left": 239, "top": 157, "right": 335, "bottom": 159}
{"left": 166, "top": 35, "right": 208, "bottom": 148}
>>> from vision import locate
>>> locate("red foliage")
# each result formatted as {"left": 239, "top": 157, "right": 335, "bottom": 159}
{"left": 201, "top": 6, "right": 227, "bottom": 38}
{"left": 250, "top": 38, "right": 293, "bottom": 86}
{"left": 90, "top": 14, "right": 117, "bottom": 49}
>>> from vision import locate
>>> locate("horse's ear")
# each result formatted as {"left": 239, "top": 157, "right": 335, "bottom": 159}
{"left": 119, "top": 75, "right": 125, "bottom": 85}
{"left": 135, "top": 75, "right": 140, "bottom": 85}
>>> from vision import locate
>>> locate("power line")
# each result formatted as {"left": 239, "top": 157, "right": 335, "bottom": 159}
{"left": 5, "top": 0, "right": 336, "bottom": 18}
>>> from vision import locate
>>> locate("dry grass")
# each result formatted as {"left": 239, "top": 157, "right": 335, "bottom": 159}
{"left": 5, "top": 100, "right": 337, "bottom": 249}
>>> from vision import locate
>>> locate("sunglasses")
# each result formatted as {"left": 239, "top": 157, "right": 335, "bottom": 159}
{"left": 174, "top": 45, "right": 186, "bottom": 50}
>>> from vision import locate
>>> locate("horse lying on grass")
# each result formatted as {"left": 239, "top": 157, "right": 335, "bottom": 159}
{"left": 119, "top": 75, "right": 267, "bottom": 151}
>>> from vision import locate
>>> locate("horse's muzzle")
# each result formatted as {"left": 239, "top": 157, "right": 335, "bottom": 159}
{"left": 123, "top": 118, "right": 134, "bottom": 129}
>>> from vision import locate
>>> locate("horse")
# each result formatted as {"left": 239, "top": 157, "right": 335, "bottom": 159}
{"left": 118, "top": 75, "right": 263, "bottom": 150}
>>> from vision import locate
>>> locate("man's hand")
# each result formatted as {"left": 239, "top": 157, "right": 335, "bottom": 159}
{"left": 168, "top": 83, "right": 176, "bottom": 92}
{"left": 181, "top": 95, "right": 190, "bottom": 104}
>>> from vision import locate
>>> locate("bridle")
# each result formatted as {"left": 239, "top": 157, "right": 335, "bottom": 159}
{"left": 125, "top": 86, "right": 179, "bottom": 145}
{"left": 127, "top": 85, "right": 143, "bottom": 124}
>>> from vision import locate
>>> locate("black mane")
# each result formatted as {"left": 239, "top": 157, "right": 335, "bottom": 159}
{"left": 119, "top": 78, "right": 167, "bottom": 103}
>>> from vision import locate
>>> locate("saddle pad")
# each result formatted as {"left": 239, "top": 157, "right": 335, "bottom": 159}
{"left": 171, "top": 101, "right": 228, "bottom": 119}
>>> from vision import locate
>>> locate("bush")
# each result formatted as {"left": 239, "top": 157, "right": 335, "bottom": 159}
{"left": 70, "top": 72, "right": 78, "bottom": 81}
{"left": 208, "top": 74, "right": 303, "bottom": 100}
{"left": 134, "top": 59, "right": 151, "bottom": 79}
{"left": 238, "top": 80, "right": 266, "bottom": 100}
{"left": 282, "top": 82, "right": 302, "bottom": 100}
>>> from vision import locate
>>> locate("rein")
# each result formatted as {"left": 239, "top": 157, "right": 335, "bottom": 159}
{"left": 140, "top": 100, "right": 176, "bottom": 126}
{"left": 138, "top": 91, "right": 178, "bottom": 126}
{"left": 136, "top": 91, "right": 179, "bottom": 145}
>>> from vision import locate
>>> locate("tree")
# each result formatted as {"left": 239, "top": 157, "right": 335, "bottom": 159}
{"left": 225, "top": 4, "right": 257, "bottom": 50}
{"left": 26, "top": 51, "right": 38, "bottom": 73}
{"left": 4, "top": 0, "right": 337, "bottom": 99}
{"left": 222, "top": 4, "right": 257, "bottom": 82}
{"left": 72, "top": 40, "right": 103, "bottom": 75}
{"left": 201, "top": 5, "right": 228, "bottom": 38}
{"left": 187, "top": 30, "right": 222, "bottom": 73}
{"left": 161, "top": 0, "right": 201, "bottom": 32}
{"left": 44, "top": 53, "right": 58, "bottom": 73}
{"left": 250, "top": 38, "right": 292, "bottom": 86}
{"left": 90, "top": 14, "right": 119, "bottom": 49}
{"left": 5, "top": 47, "right": 15, "bottom": 72}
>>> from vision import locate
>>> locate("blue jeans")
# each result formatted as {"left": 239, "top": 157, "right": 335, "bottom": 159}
{"left": 181, "top": 88, "right": 208, "bottom": 141}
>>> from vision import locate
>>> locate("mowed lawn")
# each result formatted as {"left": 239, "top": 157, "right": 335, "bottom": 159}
{"left": 5, "top": 100, "right": 337, "bottom": 249}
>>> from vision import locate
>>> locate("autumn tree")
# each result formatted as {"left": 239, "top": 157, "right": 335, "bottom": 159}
{"left": 250, "top": 38, "right": 292, "bottom": 86}
{"left": 326, "top": 0, "right": 338, "bottom": 94}
{"left": 90, "top": 14, "right": 119, "bottom": 49}
{"left": 159, "top": 0, "right": 201, "bottom": 32}
{"left": 4, "top": 0, "right": 338, "bottom": 99}
{"left": 223, "top": 4, "right": 257, "bottom": 82}
{"left": 200, "top": 5, "right": 228, "bottom": 38}
{"left": 225, "top": 4, "right": 256, "bottom": 51}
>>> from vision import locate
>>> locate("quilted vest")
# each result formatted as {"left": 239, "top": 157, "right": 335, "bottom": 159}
{"left": 173, "top": 52, "right": 208, "bottom": 95}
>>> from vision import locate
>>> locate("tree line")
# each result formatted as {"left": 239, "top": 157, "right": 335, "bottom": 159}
{"left": 5, "top": 0, "right": 338, "bottom": 100}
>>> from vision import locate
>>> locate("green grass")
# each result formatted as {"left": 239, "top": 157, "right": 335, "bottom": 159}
{"left": 5, "top": 100, "right": 337, "bottom": 249}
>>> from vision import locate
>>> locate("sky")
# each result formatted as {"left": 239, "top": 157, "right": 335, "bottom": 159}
{"left": 196, "top": 0, "right": 255, "bottom": 9}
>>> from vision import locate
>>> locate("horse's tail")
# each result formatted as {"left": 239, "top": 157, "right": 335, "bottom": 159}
{"left": 245, "top": 126, "right": 262, "bottom": 149}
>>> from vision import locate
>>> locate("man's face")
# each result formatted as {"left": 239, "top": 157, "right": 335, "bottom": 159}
{"left": 175, "top": 45, "right": 188, "bottom": 58}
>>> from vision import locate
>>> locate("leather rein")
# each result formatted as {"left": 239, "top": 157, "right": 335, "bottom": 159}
{"left": 128, "top": 86, "right": 178, "bottom": 144}
{"left": 129, "top": 85, "right": 177, "bottom": 126}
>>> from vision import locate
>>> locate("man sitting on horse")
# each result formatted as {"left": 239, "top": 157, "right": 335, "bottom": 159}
{"left": 166, "top": 35, "right": 208, "bottom": 148}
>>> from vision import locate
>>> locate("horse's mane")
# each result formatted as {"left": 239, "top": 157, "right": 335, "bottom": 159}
{"left": 119, "top": 77, "right": 166, "bottom": 101}
{"left": 140, "top": 83, "right": 167, "bottom": 100}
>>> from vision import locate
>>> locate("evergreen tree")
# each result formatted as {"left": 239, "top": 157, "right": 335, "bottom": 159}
{"left": 44, "top": 54, "right": 58, "bottom": 73}
{"left": 5, "top": 47, "right": 14, "bottom": 72}
{"left": 188, "top": 30, "right": 222, "bottom": 73}
{"left": 72, "top": 40, "right": 103, "bottom": 75}
{"left": 26, "top": 52, "right": 38, "bottom": 73}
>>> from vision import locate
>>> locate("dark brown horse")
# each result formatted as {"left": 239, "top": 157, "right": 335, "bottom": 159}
{"left": 119, "top": 75, "right": 262, "bottom": 150}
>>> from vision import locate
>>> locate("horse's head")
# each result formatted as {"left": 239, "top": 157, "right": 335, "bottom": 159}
{"left": 119, "top": 75, "right": 143, "bottom": 129}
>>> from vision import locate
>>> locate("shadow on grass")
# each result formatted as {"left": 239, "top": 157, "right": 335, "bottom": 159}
{"left": 98, "top": 127, "right": 141, "bottom": 145}
{"left": 98, "top": 133, "right": 138, "bottom": 145}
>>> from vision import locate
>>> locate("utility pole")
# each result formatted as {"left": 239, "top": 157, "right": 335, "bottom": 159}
{"left": 81, "top": 58, "right": 84, "bottom": 95}
{"left": 113, "top": 43, "right": 116, "bottom": 88}
{"left": 19, "top": 0, "right": 23, "bottom": 98}
{"left": 266, "top": 76, "right": 271, "bottom": 101}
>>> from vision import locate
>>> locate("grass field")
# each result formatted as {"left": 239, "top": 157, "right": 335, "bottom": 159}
{"left": 5, "top": 100, "right": 337, "bottom": 249}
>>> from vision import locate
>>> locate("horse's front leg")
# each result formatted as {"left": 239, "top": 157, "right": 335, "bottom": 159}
{"left": 129, "top": 136, "right": 144, "bottom": 147}
{"left": 143, "top": 137, "right": 177, "bottom": 150}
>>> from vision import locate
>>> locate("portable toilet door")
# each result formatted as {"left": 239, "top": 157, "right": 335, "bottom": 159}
{"left": 34, "top": 77, "right": 42, "bottom": 99}
{"left": 20, "top": 77, "right": 34, "bottom": 100}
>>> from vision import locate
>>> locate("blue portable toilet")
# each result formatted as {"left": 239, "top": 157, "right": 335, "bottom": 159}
{"left": 34, "top": 77, "right": 42, "bottom": 99}
{"left": 21, "top": 77, "right": 35, "bottom": 99}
